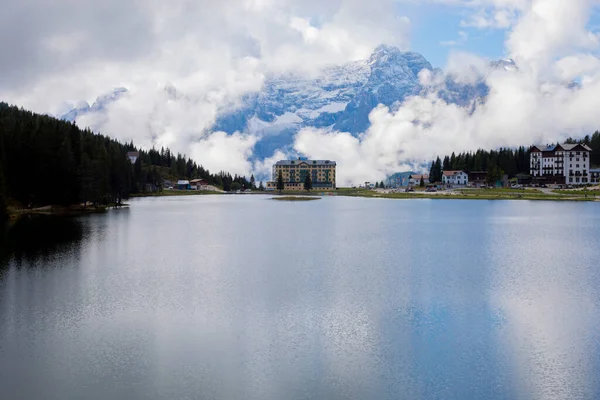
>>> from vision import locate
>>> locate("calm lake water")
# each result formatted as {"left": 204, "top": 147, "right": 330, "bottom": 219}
{"left": 1, "top": 195, "right": 600, "bottom": 400}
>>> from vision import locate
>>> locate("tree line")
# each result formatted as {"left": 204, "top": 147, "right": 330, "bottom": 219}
{"left": 428, "top": 132, "right": 600, "bottom": 184}
{"left": 428, "top": 146, "right": 531, "bottom": 183}
{"left": 0, "top": 102, "right": 250, "bottom": 219}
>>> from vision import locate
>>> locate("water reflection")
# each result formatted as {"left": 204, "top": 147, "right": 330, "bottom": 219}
{"left": 486, "top": 202, "right": 600, "bottom": 400}
{"left": 0, "top": 215, "right": 87, "bottom": 268}
{"left": 0, "top": 197, "right": 599, "bottom": 399}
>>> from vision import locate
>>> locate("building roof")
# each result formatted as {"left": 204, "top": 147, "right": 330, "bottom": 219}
{"left": 531, "top": 143, "right": 592, "bottom": 152}
{"left": 590, "top": 168, "right": 600, "bottom": 172}
{"left": 177, "top": 180, "right": 190, "bottom": 185}
{"left": 275, "top": 159, "right": 336, "bottom": 166}
{"left": 409, "top": 174, "right": 428, "bottom": 180}
{"left": 189, "top": 179, "right": 208, "bottom": 184}
{"left": 443, "top": 170, "right": 464, "bottom": 176}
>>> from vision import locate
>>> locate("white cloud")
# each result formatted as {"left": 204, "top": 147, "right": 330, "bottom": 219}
{"left": 0, "top": 0, "right": 411, "bottom": 179}
{"left": 285, "top": 0, "right": 600, "bottom": 185}
{"left": 190, "top": 132, "right": 258, "bottom": 177}
{"left": 4, "top": 0, "right": 600, "bottom": 185}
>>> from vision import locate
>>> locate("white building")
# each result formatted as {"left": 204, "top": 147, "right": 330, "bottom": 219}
{"left": 442, "top": 170, "right": 468, "bottom": 186}
{"left": 409, "top": 174, "right": 429, "bottom": 186}
{"left": 126, "top": 151, "right": 139, "bottom": 164}
{"left": 590, "top": 168, "right": 600, "bottom": 184}
{"left": 530, "top": 143, "right": 592, "bottom": 185}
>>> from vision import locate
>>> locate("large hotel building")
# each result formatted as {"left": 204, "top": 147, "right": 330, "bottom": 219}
{"left": 267, "top": 158, "right": 336, "bottom": 191}
{"left": 530, "top": 143, "right": 592, "bottom": 185}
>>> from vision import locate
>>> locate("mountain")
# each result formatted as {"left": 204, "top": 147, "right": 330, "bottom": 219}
{"left": 59, "top": 46, "right": 511, "bottom": 159}
{"left": 62, "top": 87, "right": 128, "bottom": 122}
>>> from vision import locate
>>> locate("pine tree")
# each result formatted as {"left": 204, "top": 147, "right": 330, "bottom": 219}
{"left": 375, "top": 182, "right": 379, "bottom": 188}
{"left": 277, "top": 171, "right": 284, "bottom": 193}
{"left": 442, "top": 155, "right": 451, "bottom": 171}
{"left": 591, "top": 131, "right": 600, "bottom": 166}
{"left": 486, "top": 165, "right": 503, "bottom": 187}
{"left": 250, "top": 174, "right": 256, "bottom": 190}
{"left": 434, "top": 157, "right": 442, "bottom": 183}
{"left": 304, "top": 173, "right": 312, "bottom": 191}
{"left": 258, "top": 181, "right": 265, "bottom": 191}
{"left": 420, "top": 177, "right": 425, "bottom": 187}
{"left": 429, "top": 161, "right": 435, "bottom": 182}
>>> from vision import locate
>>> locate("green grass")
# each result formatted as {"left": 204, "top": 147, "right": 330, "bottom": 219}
{"left": 552, "top": 189, "right": 600, "bottom": 196}
{"left": 458, "top": 188, "right": 542, "bottom": 195}
{"left": 335, "top": 187, "right": 597, "bottom": 202}
{"left": 272, "top": 196, "right": 321, "bottom": 201}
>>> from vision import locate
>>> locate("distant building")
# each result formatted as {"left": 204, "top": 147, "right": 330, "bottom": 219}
{"left": 126, "top": 151, "right": 139, "bottom": 164}
{"left": 267, "top": 158, "right": 336, "bottom": 191}
{"left": 467, "top": 171, "right": 487, "bottom": 187}
{"left": 190, "top": 179, "right": 209, "bottom": 190}
{"left": 530, "top": 143, "right": 592, "bottom": 185}
{"left": 408, "top": 174, "right": 429, "bottom": 186}
{"left": 442, "top": 170, "right": 468, "bottom": 186}
{"left": 590, "top": 168, "right": 600, "bottom": 184}
{"left": 176, "top": 180, "right": 190, "bottom": 190}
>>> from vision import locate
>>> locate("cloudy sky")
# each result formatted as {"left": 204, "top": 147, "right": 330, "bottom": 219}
{"left": 2, "top": 0, "right": 600, "bottom": 184}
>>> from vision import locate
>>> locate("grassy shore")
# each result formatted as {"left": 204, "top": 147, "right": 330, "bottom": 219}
{"left": 552, "top": 189, "right": 600, "bottom": 196}
{"left": 335, "top": 187, "right": 598, "bottom": 202}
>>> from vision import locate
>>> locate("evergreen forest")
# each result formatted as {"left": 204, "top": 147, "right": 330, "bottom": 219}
{"left": 0, "top": 103, "right": 251, "bottom": 219}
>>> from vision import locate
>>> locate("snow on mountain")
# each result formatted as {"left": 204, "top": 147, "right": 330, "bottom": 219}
{"left": 62, "top": 88, "right": 127, "bottom": 122}
{"left": 490, "top": 58, "right": 518, "bottom": 72}
{"left": 211, "top": 45, "right": 438, "bottom": 156}
{"left": 60, "top": 46, "right": 516, "bottom": 160}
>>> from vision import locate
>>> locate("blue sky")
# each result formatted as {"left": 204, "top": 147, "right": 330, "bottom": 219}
{"left": 399, "top": 2, "right": 507, "bottom": 67}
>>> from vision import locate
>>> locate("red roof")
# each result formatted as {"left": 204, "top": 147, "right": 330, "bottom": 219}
{"left": 410, "top": 174, "right": 429, "bottom": 180}
{"left": 443, "top": 170, "right": 463, "bottom": 176}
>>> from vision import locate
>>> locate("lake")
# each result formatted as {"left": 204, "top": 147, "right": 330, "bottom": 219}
{"left": 1, "top": 195, "right": 600, "bottom": 399}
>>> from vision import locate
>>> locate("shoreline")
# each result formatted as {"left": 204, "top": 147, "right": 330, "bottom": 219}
{"left": 131, "top": 188, "right": 600, "bottom": 202}
{"left": 7, "top": 204, "right": 128, "bottom": 219}
{"left": 336, "top": 188, "right": 600, "bottom": 202}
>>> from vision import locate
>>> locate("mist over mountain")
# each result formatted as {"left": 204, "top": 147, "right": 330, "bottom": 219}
{"left": 60, "top": 45, "right": 509, "bottom": 161}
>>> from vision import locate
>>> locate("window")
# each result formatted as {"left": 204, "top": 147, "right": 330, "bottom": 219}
{"left": 577, "top": 158, "right": 580, "bottom": 161}
{"left": 577, "top": 165, "right": 580, "bottom": 168}
{"left": 576, "top": 178, "right": 580, "bottom": 182}
{"left": 570, "top": 164, "right": 572, "bottom": 167}
{"left": 569, "top": 178, "right": 573, "bottom": 182}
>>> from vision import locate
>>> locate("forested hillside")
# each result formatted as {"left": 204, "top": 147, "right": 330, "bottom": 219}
{"left": 0, "top": 103, "right": 249, "bottom": 219}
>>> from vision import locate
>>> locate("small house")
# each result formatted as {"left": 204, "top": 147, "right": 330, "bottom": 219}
{"left": 126, "top": 151, "right": 139, "bottom": 164}
{"left": 190, "top": 179, "right": 209, "bottom": 190}
{"left": 590, "top": 169, "right": 600, "bottom": 184}
{"left": 408, "top": 174, "right": 429, "bottom": 186}
{"left": 176, "top": 180, "right": 191, "bottom": 190}
{"left": 468, "top": 171, "right": 487, "bottom": 187}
